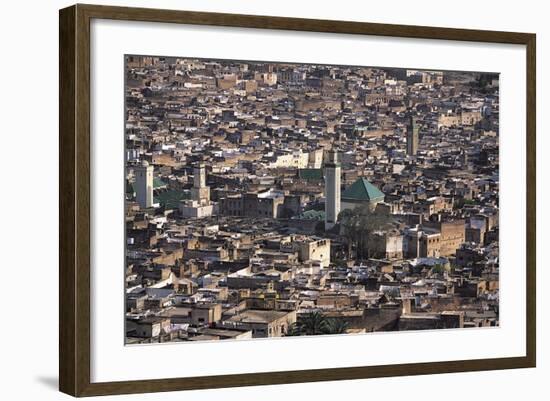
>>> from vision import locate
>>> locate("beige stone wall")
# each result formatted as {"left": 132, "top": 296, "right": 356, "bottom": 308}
{"left": 440, "top": 220, "right": 466, "bottom": 256}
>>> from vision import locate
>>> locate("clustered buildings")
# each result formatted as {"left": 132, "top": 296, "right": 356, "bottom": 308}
{"left": 124, "top": 56, "right": 499, "bottom": 343}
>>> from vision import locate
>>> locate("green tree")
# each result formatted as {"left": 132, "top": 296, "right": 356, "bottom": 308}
{"left": 286, "top": 311, "right": 328, "bottom": 336}
{"left": 338, "top": 208, "right": 357, "bottom": 259}
{"left": 297, "top": 311, "right": 329, "bottom": 335}
{"left": 323, "top": 318, "right": 350, "bottom": 335}
{"left": 285, "top": 322, "right": 303, "bottom": 336}
{"left": 338, "top": 205, "right": 393, "bottom": 260}
{"left": 430, "top": 263, "right": 449, "bottom": 277}
{"left": 286, "top": 313, "right": 350, "bottom": 336}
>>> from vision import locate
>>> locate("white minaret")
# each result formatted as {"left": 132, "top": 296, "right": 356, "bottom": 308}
{"left": 325, "top": 150, "right": 341, "bottom": 230}
{"left": 191, "top": 163, "right": 210, "bottom": 205}
{"left": 134, "top": 160, "right": 153, "bottom": 208}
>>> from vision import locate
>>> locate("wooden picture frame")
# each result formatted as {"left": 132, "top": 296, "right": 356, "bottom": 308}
{"left": 59, "top": 3, "right": 536, "bottom": 397}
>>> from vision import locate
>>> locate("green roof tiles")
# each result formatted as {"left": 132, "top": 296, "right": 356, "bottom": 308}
{"left": 154, "top": 190, "right": 190, "bottom": 210}
{"left": 341, "top": 177, "right": 385, "bottom": 202}
{"left": 298, "top": 168, "right": 323, "bottom": 181}
{"left": 128, "top": 177, "right": 168, "bottom": 194}
{"left": 294, "top": 209, "right": 326, "bottom": 221}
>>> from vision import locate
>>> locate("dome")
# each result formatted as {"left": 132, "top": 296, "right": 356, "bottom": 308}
{"left": 140, "top": 160, "right": 149, "bottom": 167}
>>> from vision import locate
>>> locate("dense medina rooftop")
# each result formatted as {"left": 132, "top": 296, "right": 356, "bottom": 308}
{"left": 124, "top": 56, "right": 500, "bottom": 343}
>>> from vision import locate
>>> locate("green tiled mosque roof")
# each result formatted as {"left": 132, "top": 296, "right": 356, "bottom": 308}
{"left": 341, "top": 177, "right": 384, "bottom": 202}
{"left": 127, "top": 178, "right": 168, "bottom": 194}
{"left": 154, "top": 190, "right": 190, "bottom": 209}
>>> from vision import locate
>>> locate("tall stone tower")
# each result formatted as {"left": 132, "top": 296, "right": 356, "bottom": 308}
{"left": 407, "top": 115, "right": 419, "bottom": 156}
{"left": 135, "top": 160, "right": 153, "bottom": 208}
{"left": 324, "top": 150, "right": 341, "bottom": 230}
{"left": 191, "top": 163, "right": 210, "bottom": 205}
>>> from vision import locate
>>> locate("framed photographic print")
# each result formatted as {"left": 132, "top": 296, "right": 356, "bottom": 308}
{"left": 59, "top": 3, "right": 536, "bottom": 397}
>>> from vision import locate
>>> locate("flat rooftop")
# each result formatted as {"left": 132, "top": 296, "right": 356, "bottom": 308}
{"left": 225, "top": 309, "right": 292, "bottom": 324}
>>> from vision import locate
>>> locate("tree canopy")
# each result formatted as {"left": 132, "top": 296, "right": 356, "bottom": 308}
{"left": 338, "top": 205, "right": 394, "bottom": 260}
{"left": 286, "top": 311, "right": 350, "bottom": 336}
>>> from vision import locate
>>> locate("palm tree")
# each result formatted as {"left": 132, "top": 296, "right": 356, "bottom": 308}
{"left": 297, "top": 311, "right": 329, "bottom": 335}
{"left": 285, "top": 322, "right": 303, "bottom": 337}
{"left": 286, "top": 313, "right": 350, "bottom": 336}
{"left": 323, "top": 318, "right": 349, "bottom": 335}
{"left": 286, "top": 311, "right": 329, "bottom": 336}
